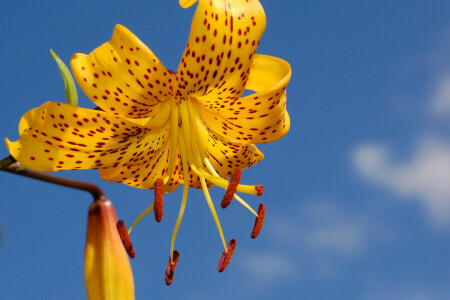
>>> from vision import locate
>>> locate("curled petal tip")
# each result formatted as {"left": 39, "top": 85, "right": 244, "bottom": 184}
{"left": 116, "top": 220, "right": 136, "bottom": 258}
{"left": 154, "top": 178, "right": 164, "bottom": 222}
{"left": 218, "top": 239, "right": 237, "bottom": 272}
{"left": 165, "top": 250, "right": 180, "bottom": 286}
{"left": 251, "top": 203, "right": 265, "bottom": 239}
{"left": 221, "top": 168, "right": 242, "bottom": 208}
{"left": 179, "top": 0, "right": 198, "bottom": 8}
{"left": 255, "top": 185, "right": 264, "bottom": 196}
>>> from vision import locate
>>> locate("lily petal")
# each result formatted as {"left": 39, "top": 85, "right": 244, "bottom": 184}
{"left": 179, "top": 0, "right": 198, "bottom": 8}
{"left": 176, "top": 0, "right": 266, "bottom": 101}
{"left": 6, "top": 102, "right": 171, "bottom": 183}
{"left": 71, "top": 24, "right": 174, "bottom": 119}
{"left": 195, "top": 117, "right": 264, "bottom": 178}
{"left": 98, "top": 142, "right": 182, "bottom": 191}
{"left": 195, "top": 54, "right": 291, "bottom": 144}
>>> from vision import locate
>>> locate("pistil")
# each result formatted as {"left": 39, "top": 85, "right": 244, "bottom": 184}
{"left": 165, "top": 250, "right": 180, "bottom": 286}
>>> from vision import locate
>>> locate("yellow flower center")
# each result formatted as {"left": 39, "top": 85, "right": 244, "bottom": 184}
{"left": 125, "top": 92, "right": 264, "bottom": 266}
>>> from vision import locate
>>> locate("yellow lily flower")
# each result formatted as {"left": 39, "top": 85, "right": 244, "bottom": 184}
{"left": 85, "top": 197, "right": 135, "bottom": 299}
{"left": 6, "top": 0, "right": 290, "bottom": 279}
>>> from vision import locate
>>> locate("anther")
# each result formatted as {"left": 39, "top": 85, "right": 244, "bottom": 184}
{"left": 251, "top": 203, "right": 265, "bottom": 239}
{"left": 116, "top": 220, "right": 136, "bottom": 258}
{"left": 221, "top": 167, "right": 242, "bottom": 208}
{"left": 255, "top": 185, "right": 264, "bottom": 196}
{"left": 165, "top": 250, "right": 180, "bottom": 286}
{"left": 154, "top": 178, "right": 164, "bottom": 222}
{"left": 217, "top": 239, "right": 237, "bottom": 272}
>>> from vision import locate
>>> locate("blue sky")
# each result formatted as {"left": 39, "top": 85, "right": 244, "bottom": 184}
{"left": 1, "top": 0, "right": 450, "bottom": 299}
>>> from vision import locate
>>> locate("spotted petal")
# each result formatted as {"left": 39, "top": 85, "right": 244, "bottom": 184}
{"left": 6, "top": 102, "right": 172, "bottom": 191}
{"left": 71, "top": 24, "right": 174, "bottom": 119}
{"left": 196, "top": 118, "right": 264, "bottom": 179}
{"left": 98, "top": 142, "right": 183, "bottom": 192}
{"left": 175, "top": 0, "right": 266, "bottom": 103}
{"left": 194, "top": 54, "right": 290, "bottom": 144}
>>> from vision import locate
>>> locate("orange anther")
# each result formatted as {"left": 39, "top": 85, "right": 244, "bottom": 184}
{"left": 116, "top": 220, "right": 136, "bottom": 258}
{"left": 217, "top": 239, "right": 237, "bottom": 272}
{"left": 154, "top": 178, "right": 164, "bottom": 222}
{"left": 165, "top": 250, "right": 180, "bottom": 286}
{"left": 251, "top": 203, "right": 265, "bottom": 239}
{"left": 255, "top": 185, "right": 264, "bottom": 196}
{"left": 221, "top": 167, "right": 242, "bottom": 208}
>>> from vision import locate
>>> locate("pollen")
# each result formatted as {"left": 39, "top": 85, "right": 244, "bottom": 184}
{"left": 154, "top": 178, "right": 164, "bottom": 222}
{"left": 217, "top": 239, "right": 236, "bottom": 272}
{"left": 255, "top": 185, "right": 264, "bottom": 196}
{"left": 116, "top": 220, "right": 136, "bottom": 258}
{"left": 251, "top": 202, "right": 265, "bottom": 239}
{"left": 221, "top": 167, "right": 242, "bottom": 208}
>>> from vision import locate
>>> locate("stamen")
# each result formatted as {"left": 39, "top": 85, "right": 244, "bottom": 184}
{"left": 255, "top": 185, "right": 264, "bottom": 196}
{"left": 143, "top": 100, "right": 172, "bottom": 128}
{"left": 163, "top": 100, "right": 179, "bottom": 187}
{"left": 179, "top": 101, "right": 192, "bottom": 154}
{"left": 165, "top": 250, "right": 180, "bottom": 286}
{"left": 221, "top": 167, "right": 242, "bottom": 208}
{"left": 193, "top": 161, "right": 263, "bottom": 196}
{"left": 217, "top": 239, "right": 237, "bottom": 272}
{"left": 154, "top": 178, "right": 164, "bottom": 222}
{"left": 233, "top": 194, "right": 258, "bottom": 217}
{"left": 200, "top": 176, "right": 228, "bottom": 250}
{"left": 184, "top": 102, "right": 204, "bottom": 168}
{"left": 116, "top": 220, "right": 136, "bottom": 258}
{"left": 187, "top": 100, "right": 207, "bottom": 163}
{"left": 251, "top": 203, "right": 266, "bottom": 239}
{"left": 169, "top": 131, "right": 190, "bottom": 263}
{"left": 128, "top": 203, "right": 154, "bottom": 234}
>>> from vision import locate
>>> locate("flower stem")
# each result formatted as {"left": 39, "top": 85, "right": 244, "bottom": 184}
{"left": 0, "top": 155, "right": 16, "bottom": 170}
{"left": 0, "top": 155, "right": 104, "bottom": 201}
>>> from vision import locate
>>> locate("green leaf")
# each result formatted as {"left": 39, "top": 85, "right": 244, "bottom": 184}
{"left": 50, "top": 49, "right": 78, "bottom": 106}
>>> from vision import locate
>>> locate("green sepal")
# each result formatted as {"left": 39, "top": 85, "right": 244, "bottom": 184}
{"left": 50, "top": 49, "right": 78, "bottom": 106}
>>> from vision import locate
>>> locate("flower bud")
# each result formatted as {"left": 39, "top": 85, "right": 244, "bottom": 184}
{"left": 85, "top": 196, "right": 135, "bottom": 300}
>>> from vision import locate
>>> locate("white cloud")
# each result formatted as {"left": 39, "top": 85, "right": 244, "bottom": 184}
{"left": 430, "top": 74, "right": 450, "bottom": 116}
{"left": 353, "top": 137, "right": 450, "bottom": 227}
{"left": 269, "top": 201, "right": 380, "bottom": 257}
{"left": 298, "top": 202, "right": 368, "bottom": 255}
{"left": 363, "top": 274, "right": 450, "bottom": 300}
{"left": 365, "top": 287, "right": 443, "bottom": 300}
{"left": 239, "top": 251, "right": 296, "bottom": 281}
{"left": 259, "top": 200, "right": 392, "bottom": 281}
{"left": 237, "top": 200, "right": 393, "bottom": 286}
